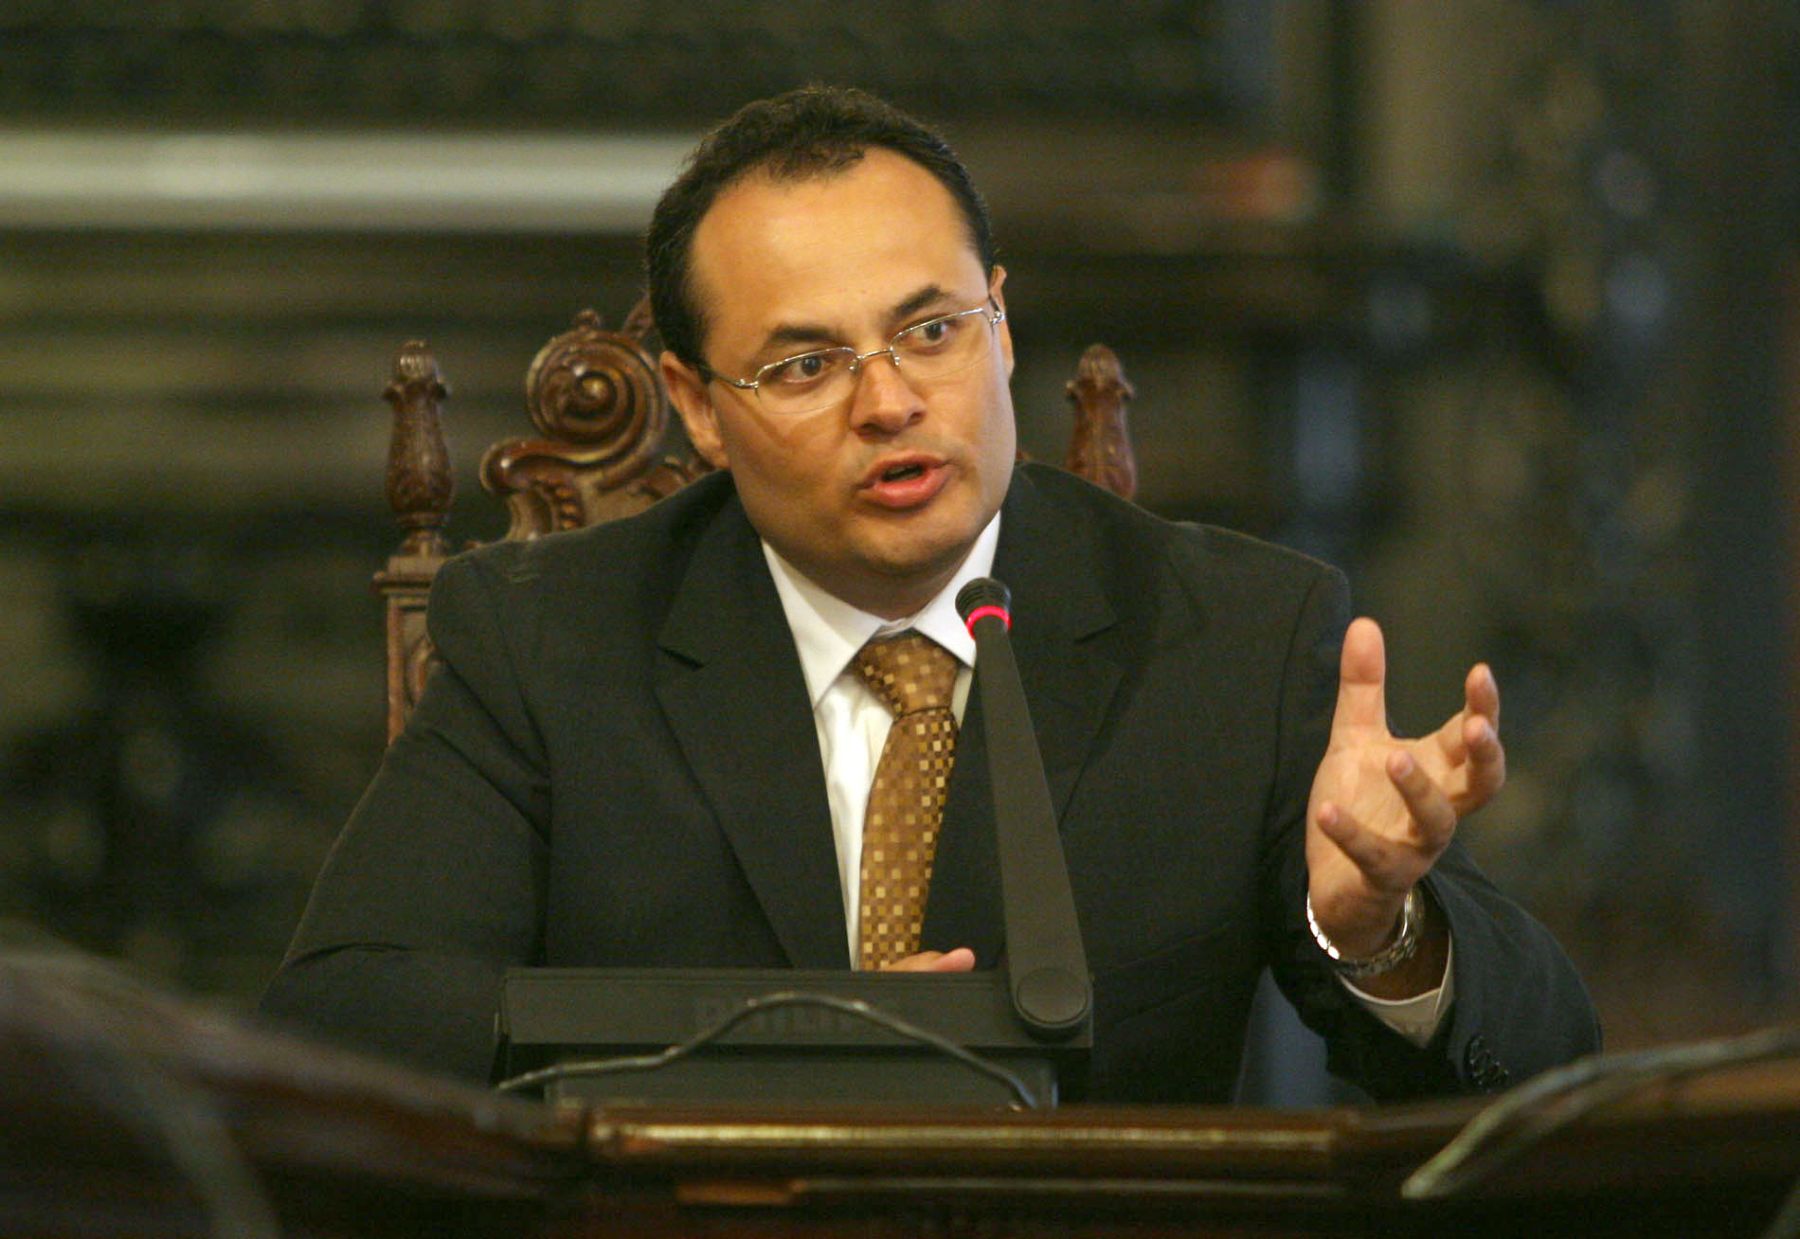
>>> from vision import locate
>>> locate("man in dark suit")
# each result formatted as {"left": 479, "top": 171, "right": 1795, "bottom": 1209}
{"left": 263, "top": 87, "right": 1598, "bottom": 1102}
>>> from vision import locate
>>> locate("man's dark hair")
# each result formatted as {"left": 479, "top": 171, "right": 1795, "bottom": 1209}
{"left": 646, "top": 85, "right": 996, "bottom": 369}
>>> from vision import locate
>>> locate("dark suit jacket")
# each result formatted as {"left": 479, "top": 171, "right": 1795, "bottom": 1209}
{"left": 262, "top": 463, "right": 1598, "bottom": 1101}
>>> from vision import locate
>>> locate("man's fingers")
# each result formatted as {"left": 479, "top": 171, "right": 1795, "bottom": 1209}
{"left": 1463, "top": 715, "right": 1501, "bottom": 763}
{"left": 1386, "top": 750, "right": 1458, "bottom": 851}
{"left": 1314, "top": 754, "right": 1455, "bottom": 895}
{"left": 883, "top": 947, "right": 976, "bottom": 973}
{"left": 1313, "top": 801, "right": 1398, "bottom": 882}
{"left": 1332, "top": 617, "right": 1389, "bottom": 737}
{"left": 1465, "top": 662, "right": 1500, "bottom": 727}
{"left": 1461, "top": 714, "right": 1506, "bottom": 800}
{"left": 1429, "top": 663, "right": 1504, "bottom": 780}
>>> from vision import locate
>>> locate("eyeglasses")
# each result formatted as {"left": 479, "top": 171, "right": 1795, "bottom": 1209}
{"left": 698, "top": 299, "right": 1006, "bottom": 416}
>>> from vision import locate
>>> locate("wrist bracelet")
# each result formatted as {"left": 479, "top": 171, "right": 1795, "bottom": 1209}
{"left": 1307, "top": 886, "right": 1425, "bottom": 979}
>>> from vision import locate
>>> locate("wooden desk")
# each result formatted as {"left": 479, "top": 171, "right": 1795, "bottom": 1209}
{"left": 3, "top": 950, "right": 1795, "bottom": 1237}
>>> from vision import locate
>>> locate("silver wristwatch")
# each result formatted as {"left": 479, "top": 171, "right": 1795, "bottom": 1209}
{"left": 1306, "top": 886, "right": 1426, "bottom": 979}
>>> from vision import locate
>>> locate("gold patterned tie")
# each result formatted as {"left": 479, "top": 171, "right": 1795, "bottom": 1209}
{"left": 853, "top": 632, "right": 960, "bottom": 970}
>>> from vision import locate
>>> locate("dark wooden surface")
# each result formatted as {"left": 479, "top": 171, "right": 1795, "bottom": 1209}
{"left": 4, "top": 946, "right": 1796, "bottom": 1237}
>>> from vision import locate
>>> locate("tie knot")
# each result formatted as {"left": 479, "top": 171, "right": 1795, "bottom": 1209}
{"left": 853, "top": 632, "right": 958, "bottom": 718}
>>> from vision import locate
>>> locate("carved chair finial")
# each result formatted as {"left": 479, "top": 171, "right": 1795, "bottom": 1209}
{"left": 1064, "top": 343, "right": 1139, "bottom": 502}
{"left": 383, "top": 341, "right": 454, "bottom": 558}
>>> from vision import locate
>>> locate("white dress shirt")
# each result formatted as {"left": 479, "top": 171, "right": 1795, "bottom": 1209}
{"left": 759, "top": 513, "right": 1452, "bottom": 1047}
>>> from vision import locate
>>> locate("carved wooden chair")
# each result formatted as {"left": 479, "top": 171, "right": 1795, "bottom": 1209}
{"left": 376, "top": 301, "right": 1138, "bottom": 742}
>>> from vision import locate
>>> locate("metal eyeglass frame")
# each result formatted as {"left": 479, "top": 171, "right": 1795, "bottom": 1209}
{"left": 697, "top": 298, "right": 1006, "bottom": 412}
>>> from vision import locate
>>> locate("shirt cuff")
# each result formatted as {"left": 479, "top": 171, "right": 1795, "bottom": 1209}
{"left": 1338, "top": 933, "right": 1455, "bottom": 1048}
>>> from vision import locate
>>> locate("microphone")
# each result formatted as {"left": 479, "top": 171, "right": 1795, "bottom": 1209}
{"left": 956, "top": 577, "right": 1091, "bottom": 1039}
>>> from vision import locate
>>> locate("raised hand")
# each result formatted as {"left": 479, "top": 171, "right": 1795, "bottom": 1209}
{"left": 1304, "top": 618, "right": 1504, "bottom": 992}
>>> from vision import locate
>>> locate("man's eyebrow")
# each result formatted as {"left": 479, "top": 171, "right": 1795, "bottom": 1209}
{"left": 761, "top": 321, "right": 837, "bottom": 352}
{"left": 754, "top": 285, "right": 959, "bottom": 355}
{"left": 889, "top": 284, "right": 954, "bottom": 322}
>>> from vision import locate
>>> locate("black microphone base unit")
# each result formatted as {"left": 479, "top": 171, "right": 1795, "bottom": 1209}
{"left": 494, "top": 967, "right": 1089, "bottom": 1108}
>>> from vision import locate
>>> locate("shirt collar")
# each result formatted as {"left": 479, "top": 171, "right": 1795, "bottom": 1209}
{"left": 763, "top": 513, "right": 1002, "bottom": 709}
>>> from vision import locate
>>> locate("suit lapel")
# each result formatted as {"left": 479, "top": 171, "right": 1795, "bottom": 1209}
{"left": 921, "top": 468, "right": 1124, "bottom": 964}
{"left": 652, "top": 495, "right": 849, "bottom": 969}
{"left": 999, "top": 473, "right": 1125, "bottom": 826}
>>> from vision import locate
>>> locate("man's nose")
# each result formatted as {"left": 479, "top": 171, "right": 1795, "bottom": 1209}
{"left": 847, "top": 350, "right": 925, "bottom": 432}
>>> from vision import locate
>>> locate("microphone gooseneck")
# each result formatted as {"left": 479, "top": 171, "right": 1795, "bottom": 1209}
{"left": 954, "top": 577, "right": 1092, "bottom": 1039}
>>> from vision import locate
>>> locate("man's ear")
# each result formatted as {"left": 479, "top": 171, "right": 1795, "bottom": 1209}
{"left": 990, "top": 265, "right": 1015, "bottom": 379}
{"left": 660, "top": 351, "right": 730, "bottom": 470}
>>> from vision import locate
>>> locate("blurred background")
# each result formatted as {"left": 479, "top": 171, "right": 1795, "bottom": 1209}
{"left": 0, "top": 1, "right": 1793, "bottom": 1100}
